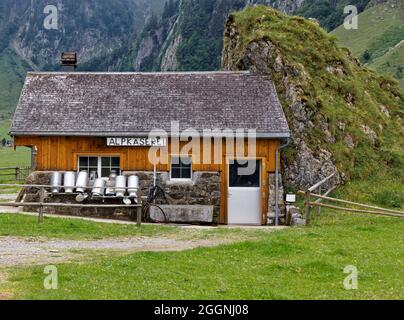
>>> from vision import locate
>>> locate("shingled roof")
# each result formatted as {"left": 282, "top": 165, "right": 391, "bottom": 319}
{"left": 10, "top": 71, "right": 290, "bottom": 138}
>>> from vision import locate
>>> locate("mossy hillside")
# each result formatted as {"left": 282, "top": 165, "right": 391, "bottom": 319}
{"left": 331, "top": 0, "right": 403, "bottom": 61}
{"left": 331, "top": 0, "right": 404, "bottom": 88}
{"left": 223, "top": 6, "right": 403, "bottom": 207}
{"left": 0, "top": 49, "right": 29, "bottom": 119}
{"left": 371, "top": 42, "right": 404, "bottom": 89}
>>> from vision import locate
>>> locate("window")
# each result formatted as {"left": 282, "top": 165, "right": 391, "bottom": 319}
{"left": 79, "top": 156, "right": 98, "bottom": 176}
{"left": 101, "top": 156, "right": 120, "bottom": 177}
{"left": 170, "top": 156, "right": 192, "bottom": 180}
{"left": 229, "top": 160, "right": 260, "bottom": 188}
{"left": 78, "top": 156, "right": 120, "bottom": 178}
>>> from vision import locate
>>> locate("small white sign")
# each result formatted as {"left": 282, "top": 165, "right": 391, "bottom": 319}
{"left": 107, "top": 137, "right": 167, "bottom": 147}
{"left": 286, "top": 194, "right": 296, "bottom": 203}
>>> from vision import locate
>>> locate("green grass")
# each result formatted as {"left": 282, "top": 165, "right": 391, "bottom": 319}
{"left": 0, "top": 213, "right": 176, "bottom": 239}
{"left": 0, "top": 145, "right": 31, "bottom": 190}
{"left": 331, "top": 1, "right": 404, "bottom": 87}
{"left": 0, "top": 48, "right": 29, "bottom": 119}
{"left": 0, "top": 145, "right": 30, "bottom": 167}
{"left": 0, "top": 120, "right": 30, "bottom": 169}
{"left": 0, "top": 121, "right": 31, "bottom": 192}
{"left": 2, "top": 211, "right": 403, "bottom": 299}
{"left": 371, "top": 42, "right": 404, "bottom": 88}
{"left": 331, "top": 1, "right": 403, "bottom": 59}
{"left": 0, "top": 213, "right": 267, "bottom": 241}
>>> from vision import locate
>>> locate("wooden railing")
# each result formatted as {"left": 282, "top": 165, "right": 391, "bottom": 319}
{"left": 301, "top": 173, "right": 337, "bottom": 224}
{"left": 298, "top": 173, "right": 404, "bottom": 223}
{"left": 0, "top": 183, "right": 142, "bottom": 225}
{"left": 0, "top": 166, "right": 31, "bottom": 181}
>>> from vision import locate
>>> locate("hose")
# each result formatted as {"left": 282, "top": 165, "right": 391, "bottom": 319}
{"left": 142, "top": 185, "right": 168, "bottom": 223}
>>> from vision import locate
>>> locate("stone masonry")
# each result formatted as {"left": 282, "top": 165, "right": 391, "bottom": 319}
{"left": 267, "top": 173, "right": 286, "bottom": 225}
{"left": 21, "top": 171, "right": 221, "bottom": 224}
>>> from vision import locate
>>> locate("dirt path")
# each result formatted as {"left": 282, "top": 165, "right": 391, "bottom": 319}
{"left": 0, "top": 236, "right": 225, "bottom": 267}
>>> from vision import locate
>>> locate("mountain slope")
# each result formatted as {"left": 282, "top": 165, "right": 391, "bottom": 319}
{"left": 296, "top": 0, "right": 371, "bottom": 31}
{"left": 371, "top": 41, "right": 404, "bottom": 88}
{"left": 331, "top": 0, "right": 403, "bottom": 60}
{"left": 131, "top": 0, "right": 305, "bottom": 72}
{"left": 0, "top": 0, "right": 165, "bottom": 116}
{"left": 331, "top": 0, "right": 404, "bottom": 87}
{"left": 222, "top": 6, "right": 403, "bottom": 205}
{"left": 0, "top": 49, "right": 30, "bottom": 119}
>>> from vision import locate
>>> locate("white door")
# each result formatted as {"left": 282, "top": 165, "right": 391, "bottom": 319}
{"left": 228, "top": 159, "right": 261, "bottom": 225}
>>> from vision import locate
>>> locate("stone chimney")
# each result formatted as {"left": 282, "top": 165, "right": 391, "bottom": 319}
{"left": 60, "top": 52, "right": 77, "bottom": 72}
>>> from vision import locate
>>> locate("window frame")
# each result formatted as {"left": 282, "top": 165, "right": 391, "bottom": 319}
{"left": 228, "top": 159, "right": 261, "bottom": 188}
{"left": 170, "top": 155, "right": 192, "bottom": 181}
{"left": 77, "top": 155, "right": 121, "bottom": 178}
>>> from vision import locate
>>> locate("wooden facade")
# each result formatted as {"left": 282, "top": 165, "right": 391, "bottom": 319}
{"left": 15, "top": 136, "right": 281, "bottom": 224}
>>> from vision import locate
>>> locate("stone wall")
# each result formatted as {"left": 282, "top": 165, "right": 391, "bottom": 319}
{"left": 21, "top": 171, "right": 221, "bottom": 224}
{"left": 128, "top": 171, "right": 221, "bottom": 224}
{"left": 267, "top": 173, "right": 286, "bottom": 225}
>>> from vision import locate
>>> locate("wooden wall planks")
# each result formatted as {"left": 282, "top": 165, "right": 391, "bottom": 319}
{"left": 14, "top": 136, "right": 281, "bottom": 224}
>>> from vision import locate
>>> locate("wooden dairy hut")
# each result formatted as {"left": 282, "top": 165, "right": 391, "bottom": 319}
{"left": 10, "top": 66, "right": 290, "bottom": 225}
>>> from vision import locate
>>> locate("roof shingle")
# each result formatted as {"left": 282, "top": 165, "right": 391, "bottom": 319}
{"left": 11, "top": 71, "right": 290, "bottom": 138}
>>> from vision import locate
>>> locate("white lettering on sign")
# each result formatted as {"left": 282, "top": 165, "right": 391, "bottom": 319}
{"left": 107, "top": 137, "right": 167, "bottom": 147}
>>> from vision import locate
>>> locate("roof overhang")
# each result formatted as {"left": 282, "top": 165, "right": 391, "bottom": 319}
{"left": 10, "top": 131, "right": 291, "bottom": 139}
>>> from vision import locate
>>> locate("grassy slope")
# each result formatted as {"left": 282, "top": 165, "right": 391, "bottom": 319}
{"left": 371, "top": 42, "right": 404, "bottom": 88}
{"left": 0, "top": 49, "right": 29, "bottom": 119}
{"left": 226, "top": 6, "right": 404, "bottom": 208}
{"left": 0, "top": 147, "right": 30, "bottom": 167}
{"left": 0, "top": 119, "right": 30, "bottom": 185}
{"left": 2, "top": 212, "right": 402, "bottom": 299}
{"left": 331, "top": 1, "right": 404, "bottom": 86}
{"left": 331, "top": 1, "right": 403, "bottom": 58}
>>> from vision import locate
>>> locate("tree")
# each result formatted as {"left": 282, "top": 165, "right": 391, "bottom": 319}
{"left": 361, "top": 50, "right": 371, "bottom": 63}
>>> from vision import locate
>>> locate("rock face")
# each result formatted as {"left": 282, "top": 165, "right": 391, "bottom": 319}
{"left": 222, "top": 21, "right": 341, "bottom": 189}
{"left": 221, "top": 6, "right": 403, "bottom": 190}
{"left": 131, "top": 0, "right": 305, "bottom": 72}
{"left": 1, "top": 0, "right": 165, "bottom": 71}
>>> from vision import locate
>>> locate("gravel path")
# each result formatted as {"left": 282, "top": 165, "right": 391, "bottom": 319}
{"left": 0, "top": 194, "right": 17, "bottom": 201}
{"left": 0, "top": 236, "right": 224, "bottom": 267}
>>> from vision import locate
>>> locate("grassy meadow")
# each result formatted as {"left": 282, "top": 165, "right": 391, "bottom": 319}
{"left": 0, "top": 211, "right": 402, "bottom": 300}
{"left": 331, "top": 1, "right": 404, "bottom": 88}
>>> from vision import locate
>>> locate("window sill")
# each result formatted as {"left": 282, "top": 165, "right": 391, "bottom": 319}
{"left": 167, "top": 178, "right": 194, "bottom": 186}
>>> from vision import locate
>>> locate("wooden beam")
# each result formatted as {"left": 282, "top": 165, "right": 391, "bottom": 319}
{"left": 308, "top": 173, "right": 336, "bottom": 192}
{"left": 306, "top": 202, "right": 404, "bottom": 218}
{"left": 0, "top": 202, "right": 141, "bottom": 208}
{"left": 308, "top": 193, "right": 404, "bottom": 215}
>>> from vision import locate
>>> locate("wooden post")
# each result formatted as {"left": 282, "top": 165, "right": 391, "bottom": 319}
{"left": 136, "top": 206, "right": 142, "bottom": 226}
{"left": 317, "top": 185, "right": 322, "bottom": 216}
{"left": 38, "top": 187, "right": 45, "bottom": 224}
{"left": 305, "top": 191, "right": 311, "bottom": 225}
{"left": 15, "top": 167, "right": 20, "bottom": 180}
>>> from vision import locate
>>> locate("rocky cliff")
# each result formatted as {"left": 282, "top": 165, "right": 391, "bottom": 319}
{"left": 4, "top": 0, "right": 165, "bottom": 70}
{"left": 0, "top": 0, "right": 165, "bottom": 116}
{"left": 131, "top": 0, "right": 305, "bottom": 71}
{"left": 222, "top": 6, "right": 403, "bottom": 189}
